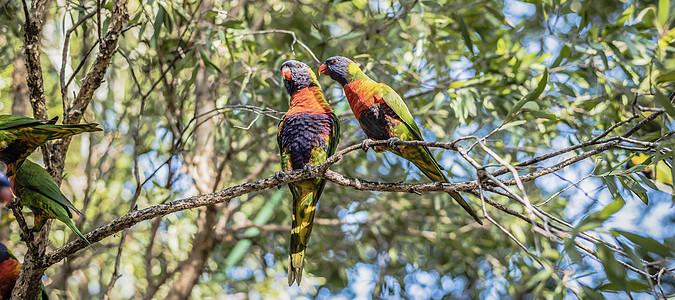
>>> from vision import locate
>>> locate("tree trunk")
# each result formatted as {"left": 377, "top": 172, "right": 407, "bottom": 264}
{"left": 164, "top": 23, "right": 218, "bottom": 298}
{"left": 11, "top": 56, "right": 30, "bottom": 117}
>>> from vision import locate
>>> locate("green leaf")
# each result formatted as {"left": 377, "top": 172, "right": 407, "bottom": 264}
{"left": 161, "top": 4, "right": 173, "bottom": 32}
{"left": 598, "top": 49, "right": 610, "bottom": 70}
{"left": 603, "top": 177, "right": 624, "bottom": 203}
{"left": 658, "top": 0, "right": 670, "bottom": 30}
{"left": 616, "top": 5, "right": 634, "bottom": 25}
{"left": 600, "top": 198, "right": 625, "bottom": 218}
{"left": 152, "top": 5, "right": 165, "bottom": 46}
{"left": 671, "top": 150, "right": 675, "bottom": 200}
{"left": 551, "top": 45, "right": 570, "bottom": 68}
{"left": 596, "top": 243, "right": 628, "bottom": 290}
{"left": 618, "top": 175, "right": 648, "bottom": 204}
{"left": 617, "top": 240, "right": 645, "bottom": 269}
{"left": 505, "top": 67, "right": 548, "bottom": 122}
{"left": 636, "top": 173, "right": 660, "bottom": 190}
{"left": 614, "top": 230, "right": 673, "bottom": 257}
{"left": 200, "top": 48, "right": 222, "bottom": 74}
{"left": 579, "top": 284, "right": 604, "bottom": 298}
{"left": 204, "top": 10, "right": 218, "bottom": 20}
{"left": 501, "top": 120, "right": 527, "bottom": 130}
{"left": 655, "top": 70, "right": 675, "bottom": 84}
{"left": 654, "top": 89, "right": 675, "bottom": 117}
{"left": 558, "top": 82, "right": 577, "bottom": 97}
{"left": 338, "top": 31, "right": 364, "bottom": 40}
{"left": 597, "top": 280, "right": 650, "bottom": 292}
{"left": 525, "top": 269, "right": 553, "bottom": 290}
{"left": 352, "top": 0, "right": 367, "bottom": 9}
{"left": 220, "top": 19, "right": 245, "bottom": 29}
{"left": 458, "top": 15, "right": 474, "bottom": 55}
{"left": 421, "top": 0, "right": 442, "bottom": 9}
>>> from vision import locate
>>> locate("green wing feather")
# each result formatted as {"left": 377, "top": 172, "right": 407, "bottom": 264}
{"left": 0, "top": 115, "right": 51, "bottom": 130}
{"left": 0, "top": 115, "right": 102, "bottom": 176}
{"left": 16, "top": 160, "right": 91, "bottom": 245}
{"left": 377, "top": 84, "right": 424, "bottom": 140}
{"left": 376, "top": 84, "right": 483, "bottom": 224}
{"left": 327, "top": 112, "right": 340, "bottom": 161}
{"left": 377, "top": 84, "right": 446, "bottom": 170}
{"left": 16, "top": 161, "right": 81, "bottom": 216}
{"left": 277, "top": 118, "right": 291, "bottom": 172}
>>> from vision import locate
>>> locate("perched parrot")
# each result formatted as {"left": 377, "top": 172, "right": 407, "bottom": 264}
{"left": 277, "top": 60, "right": 339, "bottom": 285}
{"left": 319, "top": 56, "right": 482, "bottom": 225}
{"left": 0, "top": 243, "right": 49, "bottom": 300}
{"left": 0, "top": 114, "right": 102, "bottom": 175}
{"left": 13, "top": 160, "right": 91, "bottom": 245}
{"left": 630, "top": 153, "right": 673, "bottom": 186}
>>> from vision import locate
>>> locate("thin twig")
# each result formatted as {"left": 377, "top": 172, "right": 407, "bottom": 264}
{"left": 60, "top": 9, "right": 97, "bottom": 109}
{"left": 229, "top": 30, "right": 321, "bottom": 64}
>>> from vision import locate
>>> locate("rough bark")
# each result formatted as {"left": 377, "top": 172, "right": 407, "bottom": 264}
{"left": 165, "top": 3, "right": 219, "bottom": 296}
{"left": 45, "top": 0, "right": 129, "bottom": 182}
{"left": 165, "top": 65, "right": 219, "bottom": 300}
{"left": 23, "top": 0, "right": 51, "bottom": 120}
{"left": 11, "top": 56, "right": 30, "bottom": 117}
{"left": 13, "top": 0, "right": 129, "bottom": 298}
{"left": 13, "top": 0, "right": 55, "bottom": 298}
{"left": 163, "top": 0, "right": 255, "bottom": 298}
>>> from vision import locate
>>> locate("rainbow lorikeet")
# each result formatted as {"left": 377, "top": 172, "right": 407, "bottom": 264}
{"left": 0, "top": 114, "right": 102, "bottom": 177}
{"left": 277, "top": 60, "right": 340, "bottom": 285}
{"left": 14, "top": 160, "right": 91, "bottom": 245}
{"left": 319, "top": 56, "right": 482, "bottom": 225}
{"left": 0, "top": 243, "right": 49, "bottom": 299}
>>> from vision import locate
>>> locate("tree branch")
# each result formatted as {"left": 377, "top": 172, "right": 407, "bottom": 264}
{"left": 40, "top": 124, "right": 656, "bottom": 268}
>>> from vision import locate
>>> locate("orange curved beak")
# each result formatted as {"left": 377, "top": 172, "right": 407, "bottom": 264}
{"left": 318, "top": 64, "right": 329, "bottom": 76}
{"left": 281, "top": 66, "right": 292, "bottom": 80}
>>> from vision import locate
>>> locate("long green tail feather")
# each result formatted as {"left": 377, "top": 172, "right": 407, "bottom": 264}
{"left": 3, "top": 122, "right": 102, "bottom": 174}
{"left": 288, "top": 180, "right": 322, "bottom": 286}
{"left": 28, "top": 123, "right": 102, "bottom": 140}
{"left": 394, "top": 146, "right": 483, "bottom": 225}
{"left": 61, "top": 217, "right": 92, "bottom": 247}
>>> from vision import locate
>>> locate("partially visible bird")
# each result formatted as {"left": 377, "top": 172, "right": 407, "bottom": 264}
{"left": 0, "top": 243, "right": 49, "bottom": 300}
{"left": 277, "top": 60, "right": 340, "bottom": 285}
{"left": 630, "top": 153, "right": 673, "bottom": 186}
{"left": 0, "top": 173, "right": 12, "bottom": 205}
{"left": 319, "top": 56, "right": 482, "bottom": 224}
{"left": 13, "top": 160, "right": 91, "bottom": 245}
{"left": 0, "top": 115, "right": 102, "bottom": 175}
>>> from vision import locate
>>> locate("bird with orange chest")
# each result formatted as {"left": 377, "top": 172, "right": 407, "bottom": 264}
{"left": 318, "top": 56, "right": 482, "bottom": 225}
{"left": 0, "top": 243, "right": 49, "bottom": 300}
{"left": 277, "top": 60, "right": 339, "bottom": 286}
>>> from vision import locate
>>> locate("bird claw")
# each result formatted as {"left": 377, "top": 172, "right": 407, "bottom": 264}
{"left": 361, "top": 140, "right": 371, "bottom": 153}
{"left": 387, "top": 137, "right": 401, "bottom": 151}
{"left": 274, "top": 171, "right": 286, "bottom": 189}
{"left": 275, "top": 171, "right": 286, "bottom": 181}
{"left": 303, "top": 164, "right": 313, "bottom": 174}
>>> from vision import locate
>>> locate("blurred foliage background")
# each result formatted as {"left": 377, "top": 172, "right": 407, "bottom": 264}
{"left": 0, "top": 0, "right": 674, "bottom": 298}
